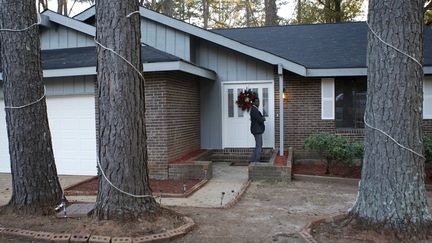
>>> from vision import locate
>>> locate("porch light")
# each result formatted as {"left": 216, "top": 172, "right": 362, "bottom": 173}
{"left": 283, "top": 88, "right": 288, "bottom": 100}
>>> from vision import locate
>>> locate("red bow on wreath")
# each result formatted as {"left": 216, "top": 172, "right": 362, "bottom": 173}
{"left": 236, "top": 89, "right": 257, "bottom": 112}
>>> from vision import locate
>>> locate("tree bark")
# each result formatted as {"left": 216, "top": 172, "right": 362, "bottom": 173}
{"left": 264, "top": 0, "right": 278, "bottom": 26}
{"left": 0, "top": 0, "right": 63, "bottom": 215}
{"left": 297, "top": 0, "right": 302, "bottom": 23}
{"left": 349, "top": 0, "right": 432, "bottom": 235}
{"left": 162, "top": 0, "right": 174, "bottom": 17}
{"left": 334, "top": 0, "right": 341, "bottom": 22}
{"left": 95, "top": 0, "right": 158, "bottom": 220}
{"left": 202, "top": 0, "right": 209, "bottom": 29}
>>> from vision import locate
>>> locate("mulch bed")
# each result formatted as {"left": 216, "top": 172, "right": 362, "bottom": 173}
{"left": 274, "top": 151, "right": 288, "bottom": 166}
{"left": 0, "top": 207, "right": 185, "bottom": 239}
{"left": 293, "top": 161, "right": 432, "bottom": 184}
{"left": 308, "top": 214, "right": 432, "bottom": 243}
{"left": 65, "top": 177, "right": 202, "bottom": 196}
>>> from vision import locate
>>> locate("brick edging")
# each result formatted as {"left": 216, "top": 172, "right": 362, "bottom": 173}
{"left": 65, "top": 179, "right": 209, "bottom": 198}
{"left": 0, "top": 215, "right": 195, "bottom": 242}
{"left": 222, "top": 180, "right": 251, "bottom": 209}
{"left": 294, "top": 174, "right": 432, "bottom": 191}
{"left": 293, "top": 174, "right": 360, "bottom": 186}
{"left": 154, "top": 179, "right": 209, "bottom": 198}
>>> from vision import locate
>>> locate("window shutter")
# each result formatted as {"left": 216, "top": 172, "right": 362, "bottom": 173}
{"left": 321, "top": 78, "right": 335, "bottom": 120}
{"left": 424, "top": 77, "right": 432, "bottom": 119}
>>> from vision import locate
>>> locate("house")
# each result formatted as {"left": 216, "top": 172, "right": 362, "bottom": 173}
{"left": 0, "top": 6, "right": 431, "bottom": 179}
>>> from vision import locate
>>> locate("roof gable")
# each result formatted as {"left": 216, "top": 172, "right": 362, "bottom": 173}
{"left": 73, "top": 6, "right": 308, "bottom": 76}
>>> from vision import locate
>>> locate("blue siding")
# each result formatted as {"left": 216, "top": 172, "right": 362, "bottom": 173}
{"left": 40, "top": 27, "right": 94, "bottom": 50}
{"left": 141, "top": 18, "right": 190, "bottom": 61}
{"left": 0, "top": 76, "right": 95, "bottom": 99}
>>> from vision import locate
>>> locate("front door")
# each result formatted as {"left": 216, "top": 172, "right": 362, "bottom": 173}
{"left": 222, "top": 82, "right": 274, "bottom": 148}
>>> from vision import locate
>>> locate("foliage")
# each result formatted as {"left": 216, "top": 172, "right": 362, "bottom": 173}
{"left": 425, "top": 136, "right": 432, "bottom": 162}
{"left": 349, "top": 142, "right": 364, "bottom": 159}
{"left": 425, "top": 0, "right": 432, "bottom": 26}
{"left": 304, "top": 133, "right": 360, "bottom": 174}
{"left": 293, "top": 0, "right": 364, "bottom": 24}
{"left": 236, "top": 89, "right": 257, "bottom": 111}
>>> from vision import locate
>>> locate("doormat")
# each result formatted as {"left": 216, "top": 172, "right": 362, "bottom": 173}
{"left": 230, "top": 162, "right": 250, "bottom": 166}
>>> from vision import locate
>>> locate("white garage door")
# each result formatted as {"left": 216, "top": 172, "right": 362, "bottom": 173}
{"left": 0, "top": 95, "right": 97, "bottom": 175}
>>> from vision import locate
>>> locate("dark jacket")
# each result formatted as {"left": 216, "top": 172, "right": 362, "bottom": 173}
{"left": 250, "top": 105, "right": 265, "bottom": 135}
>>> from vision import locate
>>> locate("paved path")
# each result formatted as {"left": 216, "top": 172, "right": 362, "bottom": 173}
{"left": 0, "top": 163, "right": 249, "bottom": 208}
{"left": 161, "top": 162, "right": 248, "bottom": 208}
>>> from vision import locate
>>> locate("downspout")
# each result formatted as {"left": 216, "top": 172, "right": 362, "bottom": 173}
{"left": 278, "top": 64, "right": 284, "bottom": 156}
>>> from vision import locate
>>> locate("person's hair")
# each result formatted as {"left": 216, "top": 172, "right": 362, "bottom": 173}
{"left": 253, "top": 97, "right": 259, "bottom": 102}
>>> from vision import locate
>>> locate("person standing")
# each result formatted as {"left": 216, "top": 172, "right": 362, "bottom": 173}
{"left": 250, "top": 98, "right": 265, "bottom": 162}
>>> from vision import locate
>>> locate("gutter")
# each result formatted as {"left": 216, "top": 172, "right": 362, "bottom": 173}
{"left": 278, "top": 64, "right": 284, "bottom": 156}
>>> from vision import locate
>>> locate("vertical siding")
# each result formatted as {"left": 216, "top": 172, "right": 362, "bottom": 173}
{"left": 0, "top": 76, "right": 95, "bottom": 98}
{"left": 40, "top": 27, "right": 95, "bottom": 50}
{"left": 196, "top": 40, "right": 274, "bottom": 149}
{"left": 141, "top": 18, "right": 190, "bottom": 61}
{"left": 44, "top": 76, "right": 96, "bottom": 96}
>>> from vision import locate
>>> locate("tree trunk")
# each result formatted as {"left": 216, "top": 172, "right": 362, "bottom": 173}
{"left": 245, "top": 0, "right": 252, "bottom": 27}
{"left": 297, "top": 0, "right": 302, "bottom": 23}
{"left": 162, "top": 0, "right": 174, "bottom": 17}
{"left": 57, "top": 0, "right": 63, "bottom": 15}
{"left": 349, "top": 0, "right": 432, "bottom": 235}
{"left": 0, "top": 0, "right": 63, "bottom": 215}
{"left": 202, "top": 0, "right": 209, "bottom": 29}
{"left": 334, "top": 0, "right": 341, "bottom": 22}
{"left": 325, "top": 159, "right": 331, "bottom": 175}
{"left": 95, "top": 0, "right": 158, "bottom": 220}
{"left": 264, "top": 0, "right": 278, "bottom": 26}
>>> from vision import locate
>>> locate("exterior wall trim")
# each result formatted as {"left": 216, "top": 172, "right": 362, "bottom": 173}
{"left": 42, "top": 10, "right": 96, "bottom": 37}
{"left": 0, "top": 61, "right": 215, "bottom": 80}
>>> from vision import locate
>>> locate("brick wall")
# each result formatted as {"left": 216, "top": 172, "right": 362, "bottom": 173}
{"left": 144, "top": 72, "right": 200, "bottom": 179}
{"left": 166, "top": 72, "right": 201, "bottom": 162}
{"left": 279, "top": 73, "right": 432, "bottom": 158}
{"left": 424, "top": 120, "right": 432, "bottom": 137}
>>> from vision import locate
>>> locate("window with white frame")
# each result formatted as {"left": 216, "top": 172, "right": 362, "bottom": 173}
{"left": 322, "top": 77, "right": 432, "bottom": 125}
{"left": 424, "top": 77, "right": 432, "bottom": 119}
{"left": 322, "top": 77, "right": 367, "bottom": 128}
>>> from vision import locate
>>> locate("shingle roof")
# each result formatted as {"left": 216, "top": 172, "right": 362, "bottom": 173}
{"left": 212, "top": 22, "right": 432, "bottom": 69}
{"left": 1, "top": 45, "right": 180, "bottom": 71}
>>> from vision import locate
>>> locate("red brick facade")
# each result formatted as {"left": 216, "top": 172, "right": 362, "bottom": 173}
{"left": 276, "top": 73, "right": 432, "bottom": 157}
{"left": 145, "top": 72, "right": 201, "bottom": 179}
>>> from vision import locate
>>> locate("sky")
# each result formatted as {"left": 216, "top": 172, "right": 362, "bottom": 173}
{"left": 46, "top": 0, "right": 368, "bottom": 22}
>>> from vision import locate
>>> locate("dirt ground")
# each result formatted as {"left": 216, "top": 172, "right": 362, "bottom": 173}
{"left": 172, "top": 180, "right": 359, "bottom": 243}
{"left": 2, "top": 179, "right": 431, "bottom": 242}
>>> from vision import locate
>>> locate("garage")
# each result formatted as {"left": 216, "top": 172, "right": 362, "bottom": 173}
{"left": 0, "top": 95, "right": 97, "bottom": 175}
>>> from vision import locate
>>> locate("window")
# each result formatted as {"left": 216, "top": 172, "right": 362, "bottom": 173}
{"left": 262, "top": 88, "right": 269, "bottom": 117}
{"left": 228, "top": 89, "right": 234, "bottom": 118}
{"left": 321, "top": 78, "right": 335, "bottom": 119}
{"left": 335, "top": 78, "right": 367, "bottom": 128}
{"left": 424, "top": 77, "right": 432, "bottom": 119}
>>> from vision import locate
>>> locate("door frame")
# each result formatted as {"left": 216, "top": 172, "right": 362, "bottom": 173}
{"left": 221, "top": 80, "right": 275, "bottom": 149}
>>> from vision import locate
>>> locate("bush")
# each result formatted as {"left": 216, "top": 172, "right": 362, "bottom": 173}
{"left": 425, "top": 136, "right": 432, "bottom": 163}
{"left": 304, "top": 133, "right": 358, "bottom": 174}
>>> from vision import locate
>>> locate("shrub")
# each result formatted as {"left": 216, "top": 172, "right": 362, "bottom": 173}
{"left": 425, "top": 136, "right": 432, "bottom": 163}
{"left": 304, "top": 133, "right": 357, "bottom": 174}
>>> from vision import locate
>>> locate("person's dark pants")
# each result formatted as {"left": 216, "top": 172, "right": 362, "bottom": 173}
{"left": 251, "top": 133, "right": 263, "bottom": 162}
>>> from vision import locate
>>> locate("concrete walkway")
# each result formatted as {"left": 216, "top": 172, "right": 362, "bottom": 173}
{"left": 0, "top": 163, "right": 249, "bottom": 208}
{"left": 162, "top": 162, "right": 248, "bottom": 208}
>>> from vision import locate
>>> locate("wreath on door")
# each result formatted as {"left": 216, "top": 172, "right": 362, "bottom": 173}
{"left": 236, "top": 89, "right": 257, "bottom": 112}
